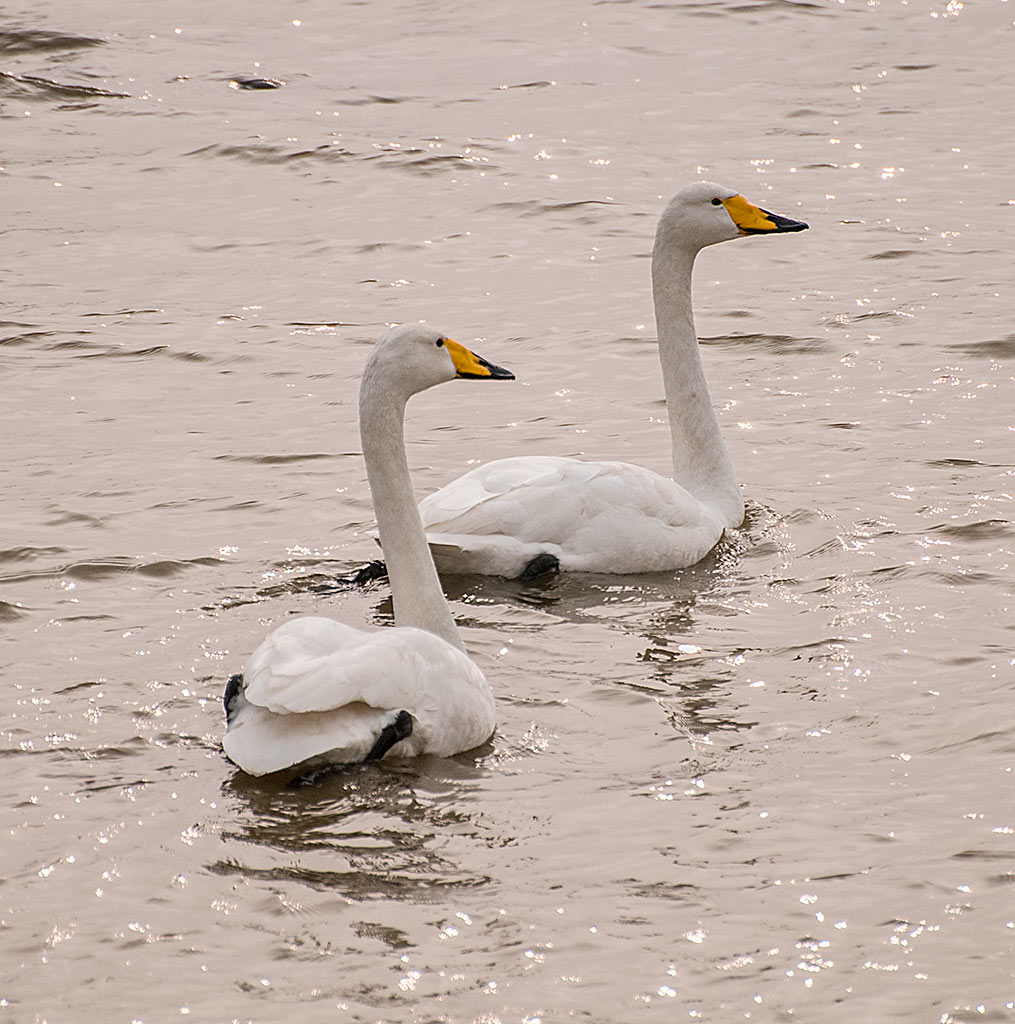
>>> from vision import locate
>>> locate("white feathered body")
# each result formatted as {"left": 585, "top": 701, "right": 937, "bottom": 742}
{"left": 405, "top": 182, "right": 806, "bottom": 579}
{"left": 419, "top": 455, "right": 726, "bottom": 577}
{"left": 223, "top": 616, "right": 496, "bottom": 777}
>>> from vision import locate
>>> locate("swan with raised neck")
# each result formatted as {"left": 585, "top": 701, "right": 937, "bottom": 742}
{"left": 222, "top": 324, "right": 514, "bottom": 777}
{"left": 414, "top": 180, "right": 809, "bottom": 578}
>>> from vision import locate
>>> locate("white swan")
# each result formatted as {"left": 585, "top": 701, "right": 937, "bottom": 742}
{"left": 417, "top": 181, "right": 808, "bottom": 578}
{"left": 222, "top": 325, "right": 514, "bottom": 777}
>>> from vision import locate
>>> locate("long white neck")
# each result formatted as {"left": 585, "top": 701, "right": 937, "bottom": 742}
{"left": 359, "top": 372, "right": 465, "bottom": 652}
{"left": 651, "top": 238, "right": 745, "bottom": 528}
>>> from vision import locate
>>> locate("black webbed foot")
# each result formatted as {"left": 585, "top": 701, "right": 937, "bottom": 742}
{"left": 347, "top": 559, "right": 389, "bottom": 585}
{"left": 289, "top": 711, "right": 414, "bottom": 785}
{"left": 365, "top": 710, "right": 414, "bottom": 762}
{"left": 306, "top": 560, "right": 388, "bottom": 595}
{"left": 317, "top": 559, "right": 389, "bottom": 592}
{"left": 518, "top": 553, "right": 560, "bottom": 582}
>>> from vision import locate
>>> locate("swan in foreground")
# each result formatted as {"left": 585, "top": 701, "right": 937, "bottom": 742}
{"left": 417, "top": 181, "right": 808, "bottom": 578}
{"left": 222, "top": 325, "right": 514, "bottom": 777}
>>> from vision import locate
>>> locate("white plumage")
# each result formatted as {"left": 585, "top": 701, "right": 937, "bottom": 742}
{"left": 419, "top": 181, "right": 808, "bottom": 578}
{"left": 422, "top": 455, "right": 723, "bottom": 577}
{"left": 223, "top": 326, "right": 514, "bottom": 777}
{"left": 222, "top": 617, "right": 494, "bottom": 776}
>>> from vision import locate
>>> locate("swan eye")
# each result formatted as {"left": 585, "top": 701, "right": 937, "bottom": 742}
{"left": 711, "top": 198, "right": 722, "bottom": 206}
{"left": 435, "top": 338, "right": 445, "bottom": 347}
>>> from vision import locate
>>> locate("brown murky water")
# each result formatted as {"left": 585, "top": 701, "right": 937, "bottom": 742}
{"left": 3, "top": 0, "right": 1014, "bottom": 1021}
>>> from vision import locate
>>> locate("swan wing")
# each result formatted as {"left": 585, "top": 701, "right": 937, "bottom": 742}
{"left": 420, "top": 455, "right": 601, "bottom": 522}
{"left": 243, "top": 617, "right": 404, "bottom": 714}
{"left": 223, "top": 617, "right": 495, "bottom": 775}
{"left": 420, "top": 456, "right": 725, "bottom": 574}
{"left": 242, "top": 616, "right": 483, "bottom": 717}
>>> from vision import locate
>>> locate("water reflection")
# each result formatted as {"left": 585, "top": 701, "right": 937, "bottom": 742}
{"left": 216, "top": 755, "right": 497, "bottom": 903}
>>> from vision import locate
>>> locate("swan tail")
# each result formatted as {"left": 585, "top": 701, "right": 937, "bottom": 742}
{"left": 222, "top": 692, "right": 412, "bottom": 777}
{"left": 426, "top": 532, "right": 549, "bottom": 578}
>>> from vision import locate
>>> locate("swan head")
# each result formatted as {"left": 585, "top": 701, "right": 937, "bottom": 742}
{"left": 657, "top": 180, "right": 809, "bottom": 255}
{"left": 366, "top": 324, "right": 514, "bottom": 400}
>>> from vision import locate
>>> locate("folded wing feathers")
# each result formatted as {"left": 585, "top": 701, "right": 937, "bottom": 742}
{"left": 242, "top": 617, "right": 468, "bottom": 717}
{"left": 421, "top": 456, "right": 719, "bottom": 544}
{"left": 225, "top": 617, "right": 495, "bottom": 775}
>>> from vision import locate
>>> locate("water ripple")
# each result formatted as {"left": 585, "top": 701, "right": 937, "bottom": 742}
{"left": 368, "top": 147, "right": 496, "bottom": 177}
{"left": 823, "top": 309, "right": 915, "bottom": 328}
{"left": 185, "top": 141, "right": 355, "bottom": 166}
{"left": 929, "top": 519, "right": 1012, "bottom": 541}
{"left": 0, "top": 26, "right": 104, "bottom": 54}
{"left": 9, "top": 331, "right": 209, "bottom": 362}
{"left": 492, "top": 198, "right": 618, "bottom": 219}
{"left": 638, "top": 0, "right": 829, "bottom": 15}
{"left": 868, "top": 249, "right": 918, "bottom": 261}
{"left": 0, "top": 70, "right": 129, "bottom": 101}
{"left": 207, "top": 857, "right": 489, "bottom": 900}
{"left": 702, "top": 332, "right": 824, "bottom": 352}
{"left": 1, "top": 545, "right": 71, "bottom": 566}
{"left": 214, "top": 452, "right": 335, "bottom": 465}
{"left": 947, "top": 335, "right": 1015, "bottom": 358}
{"left": 0, "top": 555, "right": 222, "bottom": 585}
{"left": 0, "top": 600, "right": 26, "bottom": 622}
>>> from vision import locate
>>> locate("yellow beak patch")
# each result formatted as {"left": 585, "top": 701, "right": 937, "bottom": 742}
{"left": 721, "top": 194, "right": 809, "bottom": 235}
{"left": 445, "top": 338, "right": 515, "bottom": 381}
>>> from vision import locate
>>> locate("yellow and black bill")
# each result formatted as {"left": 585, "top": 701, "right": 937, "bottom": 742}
{"left": 444, "top": 338, "right": 515, "bottom": 380}
{"left": 721, "top": 194, "right": 809, "bottom": 235}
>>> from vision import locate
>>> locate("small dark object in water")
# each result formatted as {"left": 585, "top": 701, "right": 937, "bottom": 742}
{"left": 229, "top": 75, "right": 284, "bottom": 90}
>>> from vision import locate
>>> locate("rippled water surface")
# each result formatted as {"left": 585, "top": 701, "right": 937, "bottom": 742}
{"left": 3, "top": 0, "right": 1014, "bottom": 1021}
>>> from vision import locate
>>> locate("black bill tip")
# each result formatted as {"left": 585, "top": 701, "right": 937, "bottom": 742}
{"left": 762, "top": 209, "right": 809, "bottom": 233}
{"left": 460, "top": 354, "right": 515, "bottom": 380}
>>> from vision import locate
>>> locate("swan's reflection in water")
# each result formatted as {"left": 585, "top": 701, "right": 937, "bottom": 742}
{"left": 214, "top": 752, "right": 497, "bottom": 904}
{"left": 444, "top": 509, "right": 772, "bottom": 732}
